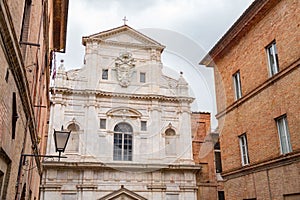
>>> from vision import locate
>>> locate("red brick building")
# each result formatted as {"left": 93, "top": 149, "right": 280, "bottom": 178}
{"left": 191, "top": 112, "right": 224, "bottom": 200}
{"left": 0, "top": 0, "right": 68, "bottom": 199}
{"left": 200, "top": 0, "right": 300, "bottom": 199}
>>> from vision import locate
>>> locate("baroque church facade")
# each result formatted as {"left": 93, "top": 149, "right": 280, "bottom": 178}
{"left": 42, "top": 25, "right": 200, "bottom": 200}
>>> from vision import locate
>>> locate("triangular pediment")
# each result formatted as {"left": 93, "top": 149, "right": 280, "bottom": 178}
{"left": 99, "top": 186, "right": 147, "bottom": 200}
{"left": 82, "top": 25, "right": 165, "bottom": 50}
{"left": 103, "top": 32, "right": 144, "bottom": 45}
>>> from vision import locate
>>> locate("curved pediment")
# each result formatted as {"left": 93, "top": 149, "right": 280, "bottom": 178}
{"left": 106, "top": 107, "right": 142, "bottom": 118}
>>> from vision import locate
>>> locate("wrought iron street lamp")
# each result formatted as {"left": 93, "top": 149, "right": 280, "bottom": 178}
{"left": 22, "top": 127, "right": 71, "bottom": 161}
{"left": 53, "top": 128, "right": 71, "bottom": 161}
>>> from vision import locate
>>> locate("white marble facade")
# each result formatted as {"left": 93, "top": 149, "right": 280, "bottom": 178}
{"left": 42, "top": 25, "right": 199, "bottom": 200}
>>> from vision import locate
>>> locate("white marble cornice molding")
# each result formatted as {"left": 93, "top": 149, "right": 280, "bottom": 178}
{"left": 84, "top": 38, "right": 163, "bottom": 51}
{"left": 51, "top": 88, "right": 195, "bottom": 103}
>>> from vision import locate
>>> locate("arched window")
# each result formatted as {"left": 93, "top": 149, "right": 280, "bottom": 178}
{"left": 113, "top": 123, "right": 133, "bottom": 161}
{"left": 165, "top": 128, "right": 176, "bottom": 156}
{"left": 66, "top": 123, "right": 80, "bottom": 153}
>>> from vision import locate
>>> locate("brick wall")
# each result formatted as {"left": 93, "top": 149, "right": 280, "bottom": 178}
{"left": 0, "top": 0, "right": 52, "bottom": 199}
{"left": 214, "top": 0, "right": 300, "bottom": 112}
{"left": 221, "top": 70, "right": 300, "bottom": 172}
{"left": 208, "top": 0, "right": 300, "bottom": 199}
{"left": 225, "top": 162, "right": 300, "bottom": 200}
{"left": 191, "top": 112, "right": 225, "bottom": 200}
{"left": 191, "top": 112, "right": 211, "bottom": 164}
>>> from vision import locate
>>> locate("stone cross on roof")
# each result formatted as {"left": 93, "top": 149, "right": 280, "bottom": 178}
{"left": 122, "top": 16, "right": 128, "bottom": 25}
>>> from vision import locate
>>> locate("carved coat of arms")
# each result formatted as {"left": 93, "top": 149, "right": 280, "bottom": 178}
{"left": 115, "top": 52, "right": 135, "bottom": 87}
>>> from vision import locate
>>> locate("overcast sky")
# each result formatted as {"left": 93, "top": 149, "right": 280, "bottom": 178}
{"left": 56, "top": 0, "right": 254, "bottom": 129}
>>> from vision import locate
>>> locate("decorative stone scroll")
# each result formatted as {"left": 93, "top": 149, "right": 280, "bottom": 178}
{"left": 115, "top": 52, "right": 135, "bottom": 87}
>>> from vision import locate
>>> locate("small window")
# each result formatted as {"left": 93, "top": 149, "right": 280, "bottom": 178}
{"left": 266, "top": 41, "right": 279, "bottom": 76}
{"left": 215, "top": 151, "right": 222, "bottom": 173}
{"left": 12, "top": 92, "right": 18, "bottom": 139}
{"left": 5, "top": 69, "right": 9, "bottom": 82}
{"left": 100, "top": 119, "right": 106, "bottom": 129}
{"left": 141, "top": 121, "right": 147, "bottom": 131}
{"left": 233, "top": 71, "right": 242, "bottom": 100}
{"left": 140, "top": 72, "right": 146, "bottom": 83}
{"left": 214, "top": 142, "right": 222, "bottom": 173}
{"left": 102, "top": 69, "right": 108, "bottom": 80}
{"left": 239, "top": 133, "right": 249, "bottom": 166}
{"left": 276, "top": 115, "right": 292, "bottom": 154}
{"left": 218, "top": 191, "right": 225, "bottom": 200}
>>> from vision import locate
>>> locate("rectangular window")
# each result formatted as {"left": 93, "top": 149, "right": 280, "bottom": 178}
{"left": 12, "top": 92, "right": 18, "bottom": 139}
{"left": 214, "top": 142, "right": 222, "bottom": 173}
{"left": 276, "top": 115, "right": 292, "bottom": 154}
{"left": 5, "top": 69, "right": 9, "bottom": 82}
{"left": 102, "top": 69, "right": 108, "bottom": 80}
{"left": 266, "top": 41, "right": 279, "bottom": 76}
{"left": 215, "top": 151, "right": 222, "bottom": 173}
{"left": 100, "top": 119, "right": 106, "bottom": 129}
{"left": 233, "top": 71, "right": 242, "bottom": 100}
{"left": 239, "top": 134, "right": 249, "bottom": 166}
{"left": 140, "top": 72, "right": 146, "bottom": 83}
{"left": 141, "top": 121, "right": 147, "bottom": 131}
{"left": 113, "top": 133, "right": 132, "bottom": 161}
{"left": 218, "top": 191, "right": 225, "bottom": 200}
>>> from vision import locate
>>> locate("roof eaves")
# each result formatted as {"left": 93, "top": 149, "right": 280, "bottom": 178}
{"left": 199, "top": 0, "right": 278, "bottom": 67}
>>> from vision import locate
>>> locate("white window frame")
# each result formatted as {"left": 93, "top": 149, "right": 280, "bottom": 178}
{"left": 266, "top": 41, "right": 279, "bottom": 76}
{"left": 113, "top": 123, "right": 133, "bottom": 161}
{"left": 276, "top": 115, "right": 292, "bottom": 154}
{"left": 233, "top": 71, "right": 242, "bottom": 100}
{"left": 239, "top": 134, "right": 249, "bottom": 166}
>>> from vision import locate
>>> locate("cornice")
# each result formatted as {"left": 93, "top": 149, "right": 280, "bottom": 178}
{"left": 83, "top": 37, "right": 164, "bottom": 51}
{"left": 51, "top": 87, "right": 195, "bottom": 103}
{"left": 222, "top": 151, "right": 300, "bottom": 180}
{"left": 42, "top": 161, "right": 201, "bottom": 171}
